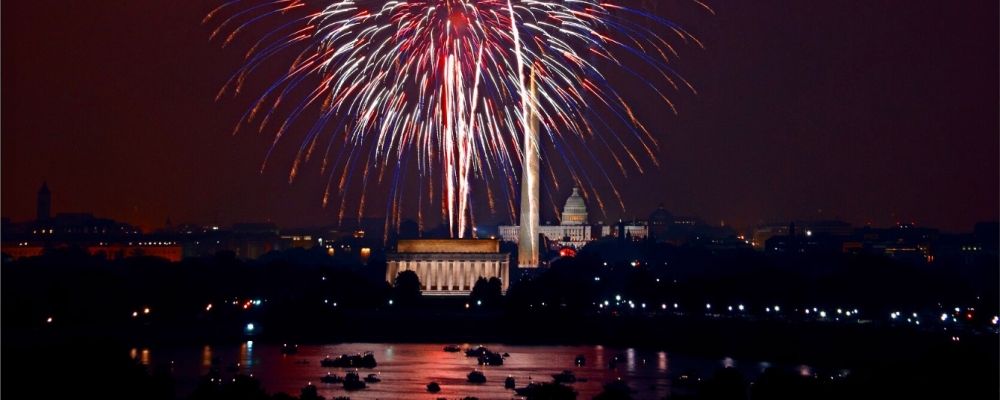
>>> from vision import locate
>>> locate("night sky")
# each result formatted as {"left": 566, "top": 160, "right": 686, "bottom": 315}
{"left": 3, "top": 1, "right": 997, "bottom": 234}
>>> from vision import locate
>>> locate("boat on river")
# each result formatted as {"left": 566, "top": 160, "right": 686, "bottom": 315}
{"left": 504, "top": 376, "right": 516, "bottom": 389}
{"left": 465, "top": 346, "right": 491, "bottom": 357}
{"left": 427, "top": 382, "right": 441, "bottom": 392}
{"left": 514, "top": 383, "right": 540, "bottom": 396}
{"left": 321, "top": 352, "right": 377, "bottom": 368}
{"left": 603, "top": 378, "right": 633, "bottom": 394}
{"left": 478, "top": 351, "right": 504, "bottom": 366}
{"left": 343, "top": 372, "right": 366, "bottom": 390}
{"left": 468, "top": 370, "right": 487, "bottom": 383}
{"left": 552, "top": 370, "right": 577, "bottom": 383}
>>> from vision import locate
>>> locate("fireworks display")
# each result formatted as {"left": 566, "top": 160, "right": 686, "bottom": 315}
{"left": 206, "top": 0, "right": 707, "bottom": 238}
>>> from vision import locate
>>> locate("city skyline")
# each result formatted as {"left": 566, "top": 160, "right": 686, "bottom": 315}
{"left": 3, "top": 1, "right": 997, "bottom": 233}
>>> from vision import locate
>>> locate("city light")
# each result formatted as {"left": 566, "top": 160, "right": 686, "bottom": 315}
{"left": 144, "top": 308, "right": 150, "bottom": 314}
{"left": 706, "top": 304, "right": 711, "bottom": 310}
{"left": 246, "top": 323, "right": 254, "bottom": 331}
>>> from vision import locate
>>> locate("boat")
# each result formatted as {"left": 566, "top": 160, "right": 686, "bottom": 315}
{"left": 321, "top": 352, "right": 377, "bottom": 368}
{"left": 468, "top": 370, "right": 487, "bottom": 383}
{"left": 504, "top": 376, "right": 516, "bottom": 389}
{"left": 477, "top": 351, "right": 504, "bottom": 366}
{"left": 552, "top": 370, "right": 577, "bottom": 383}
{"left": 443, "top": 344, "right": 461, "bottom": 352}
{"left": 363, "top": 373, "right": 381, "bottom": 383}
{"left": 301, "top": 384, "right": 318, "bottom": 398}
{"left": 295, "top": 359, "right": 309, "bottom": 364}
{"left": 502, "top": 353, "right": 510, "bottom": 357}
{"left": 574, "top": 355, "right": 586, "bottom": 366}
{"left": 320, "top": 373, "right": 344, "bottom": 383}
{"left": 343, "top": 372, "right": 367, "bottom": 390}
{"left": 514, "top": 383, "right": 540, "bottom": 396}
{"left": 671, "top": 368, "right": 701, "bottom": 389}
{"left": 465, "top": 346, "right": 491, "bottom": 357}
{"left": 603, "top": 378, "right": 633, "bottom": 394}
{"left": 427, "top": 382, "right": 441, "bottom": 392}
{"left": 281, "top": 344, "right": 298, "bottom": 354}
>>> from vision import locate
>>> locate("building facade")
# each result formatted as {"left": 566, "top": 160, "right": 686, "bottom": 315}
{"left": 386, "top": 239, "right": 510, "bottom": 296}
{"left": 500, "top": 186, "right": 594, "bottom": 248}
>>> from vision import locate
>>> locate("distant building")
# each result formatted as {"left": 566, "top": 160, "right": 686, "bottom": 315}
{"left": 500, "top": 187, "right": 594, "bottom": 248}
{"left": 385, "top": 239, "right": 510, "bottom": 296}
{"left": 754, "top": 220, "right": 852, "bottom": 251}
{"left": 37, "top": 182, "right": 51, "bottom": 222}
{"left": 647, "top": 204, "right": 674, "bottom": 241}
{"left": 601, "top": 219, "right": 648, "bottom": 240}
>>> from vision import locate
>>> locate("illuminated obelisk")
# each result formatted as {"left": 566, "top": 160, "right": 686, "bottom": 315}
{"left": 518, "top": 67, "right": 541, "bottom": 268}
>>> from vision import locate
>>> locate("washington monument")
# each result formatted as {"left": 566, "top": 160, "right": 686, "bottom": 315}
{"left": 518, "top": 67, "right": 541, "bottom": 268}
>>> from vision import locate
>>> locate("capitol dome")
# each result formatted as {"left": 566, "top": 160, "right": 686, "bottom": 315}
{"left": 561, "top": 187, "right": 588, "bottom": 225}
{"left": 648, "top": 203, "right": 674, "bottom": 238}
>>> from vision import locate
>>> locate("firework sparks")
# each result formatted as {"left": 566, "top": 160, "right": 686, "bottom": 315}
{"left": 207, "top": 0, "right": 705, "bottom": 238}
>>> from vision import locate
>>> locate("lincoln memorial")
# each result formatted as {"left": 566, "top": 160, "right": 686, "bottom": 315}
{"left": 385, "top": 238, "right": 510, "bottom": 296}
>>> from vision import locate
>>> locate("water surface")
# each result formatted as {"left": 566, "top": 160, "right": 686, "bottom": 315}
{"left": 139, "top": 342, "right": 835, "bottom": 399}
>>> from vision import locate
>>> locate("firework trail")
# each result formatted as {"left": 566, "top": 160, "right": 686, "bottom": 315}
{"left": 206, "top": 0, "right": 708, "bottom": 238}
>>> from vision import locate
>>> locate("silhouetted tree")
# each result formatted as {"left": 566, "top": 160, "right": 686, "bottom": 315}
{"left": 393, "top": 270, "right": 422, "bottom": 306}
{"left": 594, "top": 385, "right": 634, "bottom": 400}
{"left": 527, "top": 382, "right": 578, "bottom": 399}
{"left": 470, "top": 276, "right": 503, "bottom": 306}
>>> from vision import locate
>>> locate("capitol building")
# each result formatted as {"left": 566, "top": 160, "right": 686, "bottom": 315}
{"left": 499, "top": 186, "right": 610, "bottom": 248}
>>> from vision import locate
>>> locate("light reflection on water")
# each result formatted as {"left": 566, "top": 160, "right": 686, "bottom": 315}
{"left": 140, "top": 343, "right": 832, "bottom": 400}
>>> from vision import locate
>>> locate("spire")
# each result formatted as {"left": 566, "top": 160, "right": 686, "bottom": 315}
{"left": 37, "top": 181, "right": 52, "bottom": 222}
{"left": 518, "top": 65, "right": 541, "bottom": 268}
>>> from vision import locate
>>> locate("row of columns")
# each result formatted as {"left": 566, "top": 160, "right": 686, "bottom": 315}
{"left": 388, "top": 259, "right": 509, "bottom": 293}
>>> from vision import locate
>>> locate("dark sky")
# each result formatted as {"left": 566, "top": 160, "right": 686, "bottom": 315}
{"left": 3, "top": 1, "right": 997, "bottom": 234}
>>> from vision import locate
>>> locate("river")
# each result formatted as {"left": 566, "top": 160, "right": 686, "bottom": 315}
{"left": 135, "top": 342, "right": 844, "bottom": 399}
